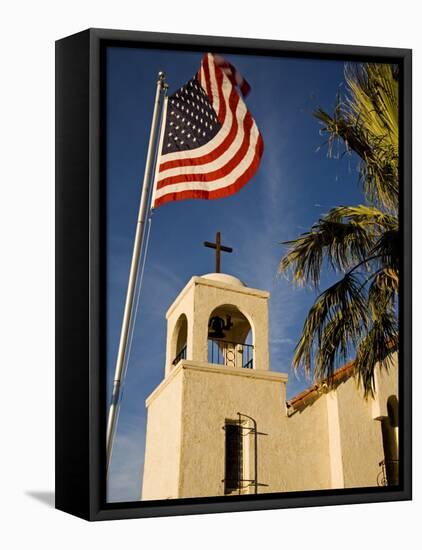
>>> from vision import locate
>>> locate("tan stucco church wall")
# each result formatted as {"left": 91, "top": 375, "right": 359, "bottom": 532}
{"left": 283, "top": 396, "right": 332, "bottom": 491}
{"left": 373, "top": 354, "right": 399, "bottom": 418}
{"left": 336, "top": 378, "right": 385, "bottom": 488}
{"left": 143, "top": 359, "right": 398, "bottom": 500}
{"left": 282, "top": 358, "right": 398, "bottom": 492}
{"left": 177, "top": 362, "right": 288, "bottom": 498}
{"left": 142, "top": 368, "right": 184, "bottom": 500}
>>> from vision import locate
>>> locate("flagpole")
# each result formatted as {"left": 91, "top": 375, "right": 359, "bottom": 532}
{"left": 106, "top": 71, "right": 167, "bottom": 471}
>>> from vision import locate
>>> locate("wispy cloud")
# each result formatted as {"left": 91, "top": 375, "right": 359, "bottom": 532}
{"left": 228, "top": 112, "right": 307, "bottom": 384}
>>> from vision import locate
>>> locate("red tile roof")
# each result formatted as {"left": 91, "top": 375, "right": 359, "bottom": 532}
{"left": 286, "top": 360, "right": 355, "bottom": 413}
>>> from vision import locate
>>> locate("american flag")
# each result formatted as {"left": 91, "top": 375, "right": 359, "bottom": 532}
{"left": 151, "top": 53, "right": 264, "bottom": 208}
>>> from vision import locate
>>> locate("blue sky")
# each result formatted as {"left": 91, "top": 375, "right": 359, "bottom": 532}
{"left": 106, "top": 47, "right": 363, "bottom": 501}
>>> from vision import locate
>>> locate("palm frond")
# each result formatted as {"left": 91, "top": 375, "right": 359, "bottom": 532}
{"left": 314, "top": 64, "right": 399, "bottom": 213}
{"left": 355, "top": 313, "right": 398, "bottom": 397}
{"left": 325, "top": 205, "right": 398, "bottom": 231}
{"left": 293, "top": 273, "right": 368, "bottom": 377}
{"left": 280, "top": 62, "right": 399, "bottom": 397}
{"left": 279, "top": 208, "right": 380, "bottom": 287}
{"left": 345, "top": 63, "right": 398, "bottom": 149}
{"left": 315, "top": 311, "right": 356, "bottom": 382}
{"left": 371, "top": 229, "right": 400, "bottom": 271}
{"left": 368, "top": 268, "right": 398, "bottom": 321}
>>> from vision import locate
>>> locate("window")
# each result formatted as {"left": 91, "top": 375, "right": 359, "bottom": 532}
{"left": 224, "top": 421, "right": 243, "bottom": 493}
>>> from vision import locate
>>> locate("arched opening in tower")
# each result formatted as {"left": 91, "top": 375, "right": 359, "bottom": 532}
{"left": 207, "top": 305, "right": 253, "bottom": 369}
{"left": 171, "top": 313, "right": 188, "bottom": 366}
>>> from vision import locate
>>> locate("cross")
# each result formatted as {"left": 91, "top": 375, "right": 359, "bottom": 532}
{"left": 204, "top": 232, "right": 233, "bottom": 273}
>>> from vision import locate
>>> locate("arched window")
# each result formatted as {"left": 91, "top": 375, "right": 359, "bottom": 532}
{"left": 207, "top": 305, "right": 253, "bottom": 369}
{"left": 171, "top": 314, "right": 188, "bottom": 367}
{"left": 380, "top": 395, "right": 399, "bottom": 486}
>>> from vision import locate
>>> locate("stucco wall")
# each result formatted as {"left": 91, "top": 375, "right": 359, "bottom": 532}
{"left": 177, "top": 361, "right": 288, "bottom": 498}
{"left": 337, "top": 357, "right": 398, "bottom": 488}
{"left": 373, "top": 353, "right": 399, "bottom": 419}
{"left": 284, "top": 358, "right": 398, "bottom": 491}
{"left": 283, "top": 396, "right": 331, "bottom": 491}
{"left": 335, "top": 378, "right": 385, "bottom": 488}
{"left": 142, "top": 367, "right": 184, "bottom": 500}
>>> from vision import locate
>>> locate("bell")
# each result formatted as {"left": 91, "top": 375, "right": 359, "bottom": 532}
{"left": 208, "top": 315, "right": 233, "bottom": 339}
{"left": 208, "top": 316, "right": 225, "bottom": 338}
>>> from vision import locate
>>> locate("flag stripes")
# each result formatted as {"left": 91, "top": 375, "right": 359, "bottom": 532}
{"left": 152, "top": 53, "right": 263, "bottom": 208}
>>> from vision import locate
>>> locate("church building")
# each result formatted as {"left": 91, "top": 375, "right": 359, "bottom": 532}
{"left": 141, "top": 265, "right": 398, "bottom": 500}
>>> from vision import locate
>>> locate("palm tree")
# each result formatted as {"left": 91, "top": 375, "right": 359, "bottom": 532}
{"left": 279, "top": 63, "right": 399, "bottom": 396}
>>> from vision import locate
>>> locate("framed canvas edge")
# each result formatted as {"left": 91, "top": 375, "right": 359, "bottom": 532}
{"left": 56, "top": 27, "right": 412, "bottom": 522}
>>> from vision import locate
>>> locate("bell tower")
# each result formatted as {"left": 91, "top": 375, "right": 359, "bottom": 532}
{"left": 164, "top": 272, "right": 270, "bottom": 377}
{"left": 141, "top": 272, "right": 289, "bottom": 500}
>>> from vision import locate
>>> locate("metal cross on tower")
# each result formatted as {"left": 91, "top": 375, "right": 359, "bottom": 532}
{"left": 204, "top": 232, "right": 233, "bottom": 273}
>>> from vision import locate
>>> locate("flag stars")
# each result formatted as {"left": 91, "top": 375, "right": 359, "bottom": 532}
{"left": 164, "top": 75, "right": 221, "bottom": 154}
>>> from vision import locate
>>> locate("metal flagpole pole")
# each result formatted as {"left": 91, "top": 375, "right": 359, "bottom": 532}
{"left": 106, "top": 71, "right": 168, "bottom": 472}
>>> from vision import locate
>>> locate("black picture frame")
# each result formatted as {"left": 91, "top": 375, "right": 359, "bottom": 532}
{"left": 55, "top": 28, "right": 412, "bottom": 521}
